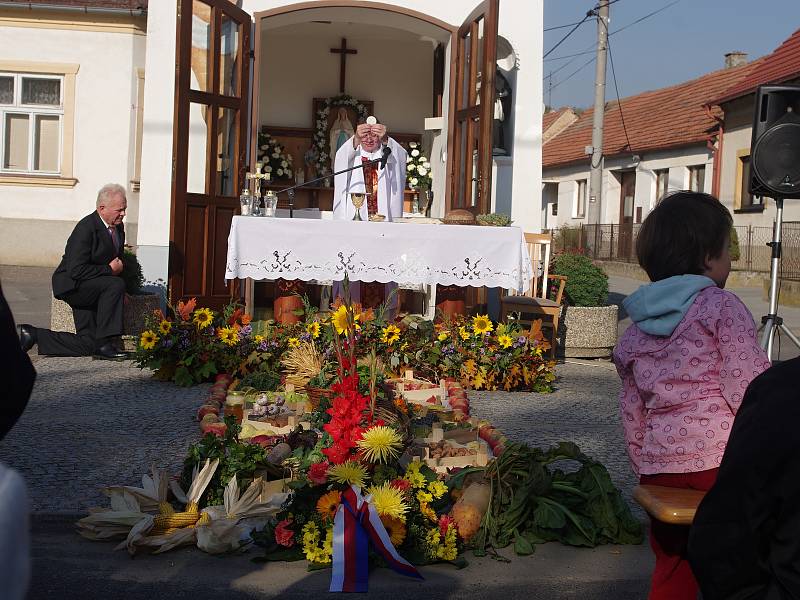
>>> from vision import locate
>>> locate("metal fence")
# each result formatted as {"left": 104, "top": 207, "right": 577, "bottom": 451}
{"left": 549, "top": 222, "right": 800, "bottom": 280}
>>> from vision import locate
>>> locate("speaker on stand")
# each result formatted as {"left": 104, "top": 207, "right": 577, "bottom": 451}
{"left": 749, "top": 84, "right": 800, "bottom": 360}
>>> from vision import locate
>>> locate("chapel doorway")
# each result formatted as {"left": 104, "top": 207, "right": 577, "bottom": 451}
{"left": 169, "top": 0, "right": 251, "bottom": 308}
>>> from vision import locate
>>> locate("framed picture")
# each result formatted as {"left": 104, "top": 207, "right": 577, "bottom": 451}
{"left": 312, "top": 98, "right": 373, "bottom": 171}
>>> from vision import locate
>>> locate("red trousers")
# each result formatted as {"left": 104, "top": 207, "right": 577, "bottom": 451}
{"left": 639, "top": 468, "right": 719, "bottom": 600}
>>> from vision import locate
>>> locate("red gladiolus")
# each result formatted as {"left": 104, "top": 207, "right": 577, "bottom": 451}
{"left": 275, "top": 519, "right": 295, "bottom": 547}
{"left": 308, "top": 461, "right": 330, "bottom": 485}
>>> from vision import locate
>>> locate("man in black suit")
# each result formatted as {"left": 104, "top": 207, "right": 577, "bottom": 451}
{"left": 17, "top": 183, "right": 129, "bottom": 360}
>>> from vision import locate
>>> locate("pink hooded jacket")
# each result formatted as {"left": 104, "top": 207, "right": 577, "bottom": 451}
{"left": 614, "top": 278, "right": 770, "bottom": 475}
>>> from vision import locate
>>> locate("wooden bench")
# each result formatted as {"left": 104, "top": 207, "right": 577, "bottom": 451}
{"left": 633, "top": 485, "right": 707, "bottom": 525}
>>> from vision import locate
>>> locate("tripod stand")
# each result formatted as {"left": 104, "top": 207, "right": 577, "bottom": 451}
{"left": 759, "top": 197, "right": 800, "bottom": 360}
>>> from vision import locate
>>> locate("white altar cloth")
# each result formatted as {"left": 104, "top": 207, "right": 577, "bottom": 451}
{"left": 225, "top": 216, "right": 532, "bottom": 293}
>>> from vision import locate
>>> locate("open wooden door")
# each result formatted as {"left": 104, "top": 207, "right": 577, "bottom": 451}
{"left": 447, "top": 0, "right": 499, "bottom": 215}
{"left": 170, "top": 0, "right": 251, "bottom": 307}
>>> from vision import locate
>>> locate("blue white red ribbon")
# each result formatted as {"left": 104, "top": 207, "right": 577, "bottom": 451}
{"left": 330, "top": 485, "right": 423, "bottom": 592}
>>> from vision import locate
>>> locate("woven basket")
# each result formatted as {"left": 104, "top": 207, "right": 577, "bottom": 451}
{"left": 306, "top": 386, "right": 335, "bottom": 411}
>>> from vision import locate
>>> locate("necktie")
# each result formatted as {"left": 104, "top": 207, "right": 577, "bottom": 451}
{"left": 108, "top": 226, "right": 119, "bottom": 252}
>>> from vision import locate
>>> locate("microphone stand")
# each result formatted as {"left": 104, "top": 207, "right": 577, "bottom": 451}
{"left": 274, "top": 153, "right": 386, "bottom": 218}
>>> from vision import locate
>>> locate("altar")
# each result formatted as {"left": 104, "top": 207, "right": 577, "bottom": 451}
{"left": 225, "top": 216, "right": 532, "bottom": 318}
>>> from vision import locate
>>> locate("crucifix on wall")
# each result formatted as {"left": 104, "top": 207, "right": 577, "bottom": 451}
{"left": 330, "top": 37, "right": 357, "bottom": 93}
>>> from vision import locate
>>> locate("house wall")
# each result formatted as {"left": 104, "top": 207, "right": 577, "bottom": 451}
{"left": 0, "top": 17, "right": 145, "bottom": 267}
{"left": 542, "top": 145, "right": 714, "bottom": 230}
{"left": 137, "top": 0, "right": 544, "bottom": 288}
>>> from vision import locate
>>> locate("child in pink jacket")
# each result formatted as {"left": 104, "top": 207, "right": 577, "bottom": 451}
{"left": 613, "top": 191, "right": 769, "bottom": 600}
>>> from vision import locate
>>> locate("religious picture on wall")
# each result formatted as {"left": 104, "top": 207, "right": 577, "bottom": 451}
{"left": 329, "top": 107, "right": 354, "bottom": 170}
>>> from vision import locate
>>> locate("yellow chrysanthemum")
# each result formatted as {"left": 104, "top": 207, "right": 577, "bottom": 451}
{"left": 367, "top": 483, "right": 409, "bottom": 520}
{"left": 380, "top": 515, "right": 407, "bottom": 547}
{"left": 380, "top": 324, "right": 401, "bottom": 345}
{"left": 357, "top": 426, "right": 402, "bottom": 463}
{"left": 193, "top": 307, "right": 214, "bottom": 329}
{"left": 217, "top": 326, "right": 239, "bottom": 346}
{"left": 472, "top": 314, "right": 493, "bottom": 335}
{"left": 403, "top": 462, "right": 427, "bottom": 489}
{"left": 428, "top": 480, "right": 448, "bottom": 500}
{"left": 158, "top": 320, "right": 172, "bottom": 335}
{"left": 419, "top": 500, "right": 438, "bottom": 523}
{"left": 254, "top": 334, "right": 265, "bottom": 344}
{"left": 416, "top": 490, "right": 433, "bottom": 504}
{"left": 316, "top": 490, "right": 341, "bottom": 522}
{"left": 139, "top": 330, "right": 158, "bottom": 350}
{"left": 437, "top": 331, "right": 449, "bottom": 342}
{"left": 288, "top": 337, "right": 300, "bottom": 348}
{"left": 458, "top": 326, "right": 471, "bottom": 340}
{"left": 328, "top": 461, "right": 367, "bottom": 487}
{"left": 497, "top": 334, "right": 513, "bottom": 349}
{"left": 306, "top": 321, "right": 321, "bottom": 338}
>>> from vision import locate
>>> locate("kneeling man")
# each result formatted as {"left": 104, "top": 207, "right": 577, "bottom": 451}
{"left": 18, "top": 183, "right": 129, "bottom": 360}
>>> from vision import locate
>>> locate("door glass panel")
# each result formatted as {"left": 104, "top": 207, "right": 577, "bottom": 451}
{"left": 470, "top": 118, "right": 479, "bottom": 207}
{"left": 456, "top": 120, "right": 467, "bottom": 207}
{"left": 187, "top": 101, "right": 210, "bottom": 193}
{"left": 4, "top": 113, "right": 29, "bottom": 170}
{"left": 0, "top": 76, "right": 13, "bottom": 104}
{"left": 219, "top": 15, "right": 240, "bottom": 97}
{"left": 215, "top": 106, "right": 238, "bottom": 196}
{"left": 34, "top": 114, "right": 59, "bottom": 172}
{"left": 191, "top": 0, "right": 212, "bottom": 92}
{"left": 22, "top": 77, "right": 60, "bottom": 105}
{"left": 476, "top": 18, "right": 485, "bottom": 95}
{"left": 460, "top": 34, "right": 471, "bottom": 110}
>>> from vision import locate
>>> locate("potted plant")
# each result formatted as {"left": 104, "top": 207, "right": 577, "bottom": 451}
{"left": 550, "top": 252, "right": 618, "bottom": 358}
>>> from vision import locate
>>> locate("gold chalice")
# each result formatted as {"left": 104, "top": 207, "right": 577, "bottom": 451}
{"left": 350, "top": 193, "right": 365, "bottom": 221}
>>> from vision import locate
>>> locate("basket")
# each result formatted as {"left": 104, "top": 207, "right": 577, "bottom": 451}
{"left": 306, "top": 386, "right": 335, "bottom": 411}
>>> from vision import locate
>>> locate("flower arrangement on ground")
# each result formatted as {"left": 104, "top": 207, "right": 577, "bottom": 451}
{"left": 405, "top": 141, "right": 431, "bottom": 191}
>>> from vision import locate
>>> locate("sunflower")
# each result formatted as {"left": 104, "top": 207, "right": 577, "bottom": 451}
{"left": 328, "top": 461, "right": 367, "bottom": 487}
{"left": 472, "top": 314, "right": 494, "bottom": 336}
{"left": 139, "top": 330, "right": 158, "bottom": 350}
{"left": 288, "top": 337, "right": 300, "bottom": 348}
{"left": 193, "top": 307, "right": 214, "bottom": 329}
{"left": 306, "top": 321, "right": 321, "bottom": 338}
{"left": 437, "top": 331, "right": 449, "bottom": 342}
{"left": 380, "top": 515, "right": 407, "bottom": 547}
{"left": 368, "top": 483, "right": 409, "bottom": 520}
{"left": 158, "top": 320, "right": 172, "bottom": 335}
{"left": 316, "top": 490, "right": 341, "bottom": 522}
{"left": 497, "top": 334, "right": 513, "bottom": 349}
{"left": 332, "top": 305, "right": 359, "bottom": 335}
{"left": 217, "top": 326, "right": 239, "bottom": 346}
{"left": 380, "top": 324, "right": 401, "bottom": 345}
{"left": 357, "top": 426, "right": 403, "bottom": 463}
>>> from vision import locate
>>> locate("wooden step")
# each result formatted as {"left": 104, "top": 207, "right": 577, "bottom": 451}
{"left": 632, "top": 484, "right": 706, "bottom": 525}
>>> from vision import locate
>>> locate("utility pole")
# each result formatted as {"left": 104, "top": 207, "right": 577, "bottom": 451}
{"left": 587, "top": 0, "right": 609, "bottom": 231}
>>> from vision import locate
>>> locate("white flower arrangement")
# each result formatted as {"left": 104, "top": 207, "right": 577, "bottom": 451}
{"left": 311, "top": 94, "right": 370, "bottom": 177}
{"left": 405, "top": 141, "right": 432, "bottom": 191}
{"left": 257, "top": 131, "right": 293, "bottom": 180}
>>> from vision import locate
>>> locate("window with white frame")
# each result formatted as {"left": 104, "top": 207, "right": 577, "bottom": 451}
{"left": 688, "top": 164, "right": 705, "bottom": 192}
{"left": 0, "top": 72, "right": 63, "bottom": 174}
{"left": 655, "top": 169, "right": 669, "bottom": 203}
{"left": 574, "top": 179, "right": 587, "bottom": 218}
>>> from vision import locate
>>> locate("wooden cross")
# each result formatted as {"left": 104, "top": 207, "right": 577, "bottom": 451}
{"left": 330, "top": 37, "right": 357, "bottom": 93}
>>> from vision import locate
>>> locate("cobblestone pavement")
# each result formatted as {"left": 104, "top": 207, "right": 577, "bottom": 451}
{"left": 0, "top": 355, "right": 639, "bottom": 517}
{"left": 0, "top": 357, "right": 204, "bottom": 512}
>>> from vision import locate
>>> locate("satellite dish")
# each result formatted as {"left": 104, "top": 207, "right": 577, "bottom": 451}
{"left": 496, "top": 37, "right": 517, "bottom": 71}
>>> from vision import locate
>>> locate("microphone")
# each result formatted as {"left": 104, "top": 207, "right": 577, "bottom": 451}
{"left": 379, "top": 145, "right": 392, "bottom": 169}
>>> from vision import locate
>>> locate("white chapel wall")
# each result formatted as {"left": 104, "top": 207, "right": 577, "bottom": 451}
{"left": 0, "top": 23, "right": 144, "bottom": 267}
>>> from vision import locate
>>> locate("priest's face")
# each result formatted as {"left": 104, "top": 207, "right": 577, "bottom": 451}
{"left": 361, "top": 130, "right": 381, "bottom": 153}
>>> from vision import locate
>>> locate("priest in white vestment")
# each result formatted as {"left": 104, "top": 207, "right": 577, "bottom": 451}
{"left": 332, "top": 121, "right": 407, "bottom": 312}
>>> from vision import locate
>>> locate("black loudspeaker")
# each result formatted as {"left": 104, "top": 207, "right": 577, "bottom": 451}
{"left": 750, "top": 85, "right": 800, "bottom": 199}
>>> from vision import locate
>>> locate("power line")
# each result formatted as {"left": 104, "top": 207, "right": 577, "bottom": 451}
{"left": 610, "top": 0, "right": 681, "bottom": 36}
{"left": 544, "top": 20, "right": 585, "bottom": 32}
{"left": 544, "top": 49, "right": 596, "bottom": 63}
{"left": 549, "top": 57, "right": 597, "bottom": 91}
{"left": 604, "top": 27, "right": 634, "bottom": 152}
{"left": 543, "top": 12, "right": 592, "bottom": 59}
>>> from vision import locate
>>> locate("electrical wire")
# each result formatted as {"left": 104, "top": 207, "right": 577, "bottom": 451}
{"left": 545, "top": 20, "right": 586, "bottom": 32}
{"left": 602, "top": 21, "right": 634, "bottom": 152}
{"left": 543, "top": 12, "right": 592, "bottom": 59}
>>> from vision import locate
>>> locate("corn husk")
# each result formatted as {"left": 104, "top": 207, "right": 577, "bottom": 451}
{"left": 101, "top": 465, "right": 170, "bottom": 513}
{"left": 119, "top": 459, "right": 219, "bottom": 555}
{"left": 282, "top": 341, "right": 321, "bottom": 390}
{"left": 76, "top": 492, "right": 148, "bottom": 540}
{"left": 195, "top": 476, "right": 288, "bottom": 554}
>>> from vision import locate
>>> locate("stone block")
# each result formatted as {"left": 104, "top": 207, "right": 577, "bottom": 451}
{"left": 561, "top": 304, "right": 619, "bottom": 358}
{"left": 50, "top": 293, "right": 160, "bottom": 337}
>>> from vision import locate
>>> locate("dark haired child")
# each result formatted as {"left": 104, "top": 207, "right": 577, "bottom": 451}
{"left": 612, "top": 191, "right": 770, "bottom": 600}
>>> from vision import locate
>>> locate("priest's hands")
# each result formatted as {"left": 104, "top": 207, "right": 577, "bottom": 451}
{"left": 372, "top": 123, "right": 387, "bottom": 142}
{"left": 354, "top": 123, "right": 387, "bottom": 152}
{"left": 354, "top": 123, "right": 371, "bottom": 148}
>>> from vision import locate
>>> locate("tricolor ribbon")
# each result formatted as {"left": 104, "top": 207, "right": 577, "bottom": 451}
{"left": 330, "top": 485, "right": 423, "bottom": 592}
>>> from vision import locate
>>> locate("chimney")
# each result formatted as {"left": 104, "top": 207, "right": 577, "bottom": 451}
{"left": 725, "top": 51, "right": 748, "bottom": 68}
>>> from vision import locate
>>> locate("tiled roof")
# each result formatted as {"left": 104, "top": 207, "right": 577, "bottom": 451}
{"left": 542, "top": 61, "right": 758, "bottom": 169}
{"left": 2, "top": 0, "right": 147, "bottom": 9}
{"left": 543, "top": 108, "right": 570, "bottom": 132}
{"left": 713, "top": 28, "right": 800, "bottom": 105}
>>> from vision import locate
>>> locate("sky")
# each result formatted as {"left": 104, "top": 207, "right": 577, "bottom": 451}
{"left": 543, "top": 0, "right": 799, "bottom": 110}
